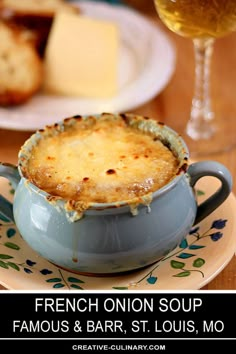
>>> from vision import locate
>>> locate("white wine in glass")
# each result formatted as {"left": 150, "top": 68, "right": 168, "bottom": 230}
{"left": 154, "top": 0, "right": 236, "bottom": 156}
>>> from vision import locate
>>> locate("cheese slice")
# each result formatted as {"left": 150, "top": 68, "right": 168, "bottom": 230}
{"left": 44, "top": 12, "right": 119, "bottom": 98}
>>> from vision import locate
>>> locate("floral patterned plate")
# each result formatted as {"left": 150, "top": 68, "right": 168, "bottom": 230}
{"left": 0, "top": 176, "right": 236, "bottom": 290}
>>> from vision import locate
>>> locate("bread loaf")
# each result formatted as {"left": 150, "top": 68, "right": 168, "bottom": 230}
{"left": 0, "top": 21, "right": 43, "bottom": 106}
{"left": 0, "top": 0, "right": 80, "bottom": 56}
{"left": 0, "top": 0, "right": 79, "bottom": 17}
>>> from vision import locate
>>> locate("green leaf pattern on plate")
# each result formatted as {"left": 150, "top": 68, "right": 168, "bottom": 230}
{"left": 123, "top": 218, "right": 227, "bottom": 287}
{"left": 0, "top": 216, "right": 85, "bottom": 290}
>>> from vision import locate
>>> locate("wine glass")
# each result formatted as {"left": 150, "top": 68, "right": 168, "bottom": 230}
{"left": 153, "top": 0, "right": 236, "bottom": 156}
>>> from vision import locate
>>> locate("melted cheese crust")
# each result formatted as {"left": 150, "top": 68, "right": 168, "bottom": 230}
{"left": 25, "top": 116, "right": 179, "bottom": 203}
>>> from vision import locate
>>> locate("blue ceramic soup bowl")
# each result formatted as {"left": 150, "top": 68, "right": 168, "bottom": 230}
{"left": 0, "top": 113, "right": 233, "bottom": 275}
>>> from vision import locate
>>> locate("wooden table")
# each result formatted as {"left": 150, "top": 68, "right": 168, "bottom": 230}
{"left": 0, "top": 2, "right": 236, "bottom": 290}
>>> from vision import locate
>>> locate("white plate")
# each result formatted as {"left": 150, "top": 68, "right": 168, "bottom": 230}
{"left": 0, "top": 0, "right": 176, "bottom": 131}
{"left": 0, "top": 176, "right": 235, "bottom": 290}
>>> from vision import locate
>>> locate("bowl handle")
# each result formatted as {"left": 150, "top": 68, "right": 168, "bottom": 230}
{"left": 187, "top": 161, "right": 233, "bottom": 225}
{"left": 0, "top": 163, "right": 21, "bottom": 190}
{"left": 0, "top": 163, "right": 21, "bottom": 221}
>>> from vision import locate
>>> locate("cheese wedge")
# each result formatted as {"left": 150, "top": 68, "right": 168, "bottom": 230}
{"left": 44, "top": 12, "right": 119, "bottom": 98}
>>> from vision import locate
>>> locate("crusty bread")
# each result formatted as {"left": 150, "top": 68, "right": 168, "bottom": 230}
{"left": 0, "top": 0, "right": 79, "bottom": 17}
{"left": 0, "top": 0, "right": 80, "bottom": 56}
{"left": 0, "top": 21, "right": 43, "bottom": 106}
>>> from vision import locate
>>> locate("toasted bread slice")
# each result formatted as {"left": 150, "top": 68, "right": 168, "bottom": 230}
{"left": 0, "top": 21, "right": 43, "bottom": 106}
{"left": 0, "top": 0, "right": 79, "bottom": 17}
{"left": 0, "top": 0, "right": 80, "bottom": 56}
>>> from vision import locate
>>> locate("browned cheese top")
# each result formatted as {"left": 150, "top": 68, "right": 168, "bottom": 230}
{"left": 24, "top": 115, "right": 179, "bottom": 203}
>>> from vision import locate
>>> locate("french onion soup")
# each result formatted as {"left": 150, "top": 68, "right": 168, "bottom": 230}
{"left": 20, "top": 113, "right": 182, "bottom": 214}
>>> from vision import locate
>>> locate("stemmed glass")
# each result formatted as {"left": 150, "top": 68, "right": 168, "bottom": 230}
{"left": 153, "top": 0, "right": 236, "bottom": 156}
